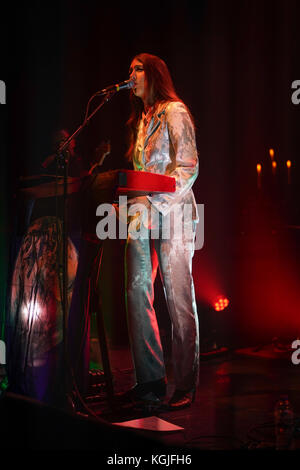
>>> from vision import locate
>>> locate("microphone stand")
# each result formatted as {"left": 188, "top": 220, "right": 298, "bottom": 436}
{"left": 56, "top": 89, "right": 117, "bottom": 409}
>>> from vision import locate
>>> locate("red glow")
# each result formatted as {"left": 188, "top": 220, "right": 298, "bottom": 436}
{"left": 214, "top": 297, "right": 229, "bottom": 312}
{"left": 235, "top": 196, "right": 300, "bottom": 338}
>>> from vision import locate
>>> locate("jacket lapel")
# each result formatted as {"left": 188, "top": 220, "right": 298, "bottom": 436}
{"left": 143, "top": 103, "right": 167, "bottom": 150}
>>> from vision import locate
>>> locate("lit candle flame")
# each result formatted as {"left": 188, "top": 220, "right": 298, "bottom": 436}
{"left": 256, "top": 163, "right": 262, "bottom": 189}
{"left": 287, "top": 160, "right": 291, "bottom": 185}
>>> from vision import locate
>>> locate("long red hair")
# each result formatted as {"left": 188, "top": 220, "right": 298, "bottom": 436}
{"left": 125, "top": 53, "right": 192, "bottom": 161}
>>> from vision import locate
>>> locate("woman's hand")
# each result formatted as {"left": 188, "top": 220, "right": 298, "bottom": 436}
{"left": 127, "top": 196, "right": 151, "bottom": 209}
{"left": 114, "top": 196, "right": 156, "bottom": 230}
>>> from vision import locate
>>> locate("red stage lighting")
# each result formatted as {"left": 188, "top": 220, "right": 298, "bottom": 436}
{"left": 214, "top": 297, "right": 229, "bottom": 312}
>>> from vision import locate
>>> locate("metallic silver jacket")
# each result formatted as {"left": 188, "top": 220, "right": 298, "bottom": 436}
{"left": 126, "top": 101, "right": 200, "bottom": 391}
{"left": 133, "top": 101, "right": 199, "bottom": 219}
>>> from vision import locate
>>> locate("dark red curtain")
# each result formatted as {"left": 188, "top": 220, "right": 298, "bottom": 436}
{"left": 2, "top": 0, "right": 300, "bottom": 380}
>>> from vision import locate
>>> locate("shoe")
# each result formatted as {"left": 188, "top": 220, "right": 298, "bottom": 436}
{"left": 118, "top": 378, "right": 167, "bottom": 405}
{"left": 168, "top": 389, "right": 196, "bottom": 410}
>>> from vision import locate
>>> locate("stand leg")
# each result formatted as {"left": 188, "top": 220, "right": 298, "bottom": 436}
{"left": 90, "top": 247, "right": 115, "bottom": 407}
{"left": 93, "top": 290, "right": 115, "bottom": 406}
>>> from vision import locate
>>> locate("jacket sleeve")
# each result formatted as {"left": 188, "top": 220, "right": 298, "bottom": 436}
{"left": 147, "top": 101, "right": 199, "bottom": 216}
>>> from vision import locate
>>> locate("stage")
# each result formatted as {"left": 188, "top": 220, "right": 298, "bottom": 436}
{"left": 1, "top": 0, "right": 300, "bottom": 460}
{"left": 2, "top": 341, "right": 300, "bottom": 454}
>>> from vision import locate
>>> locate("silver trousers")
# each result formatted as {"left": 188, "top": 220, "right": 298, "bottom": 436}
{"left": 125, "top": 210, "right": 199, "bottom": 392}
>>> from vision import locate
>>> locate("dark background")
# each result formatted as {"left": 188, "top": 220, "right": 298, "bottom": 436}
{"left": 1, "top": 0, "right": 300, "bottom": 349}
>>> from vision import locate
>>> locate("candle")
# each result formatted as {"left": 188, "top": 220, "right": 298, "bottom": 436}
{"left": 272, "top": 160, "right": 277, "bottom": 176}
{"left": 256, "top": 163, "right": 262, "bottom": 189}
{"left": 286, "top": 160, "right": 291, "bottom": 185}
{"left": 269, "top": 148, "right": 275, "bottom": 160}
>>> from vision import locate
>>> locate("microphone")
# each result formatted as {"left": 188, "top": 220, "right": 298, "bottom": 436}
{"left": 96, "top": 78, "right": 134, "bottom": 96}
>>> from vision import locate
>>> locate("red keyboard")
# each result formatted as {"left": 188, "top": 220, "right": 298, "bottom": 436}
{"left": 90, "top": 169, "right": 176, "bottom": 196}
{"left": 18, "top": 170, "right": 176, "bottom": 199}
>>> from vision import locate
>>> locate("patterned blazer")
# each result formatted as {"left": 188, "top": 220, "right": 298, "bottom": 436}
{"left": 133, "top": 100, "right": 199, "bottom": 220}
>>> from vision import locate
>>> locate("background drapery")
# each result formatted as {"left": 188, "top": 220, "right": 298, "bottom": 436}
{"left": 1, "top": 0, "right": 300, "bottom": 397}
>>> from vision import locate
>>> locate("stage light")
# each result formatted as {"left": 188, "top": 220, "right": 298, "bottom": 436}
{"left": 22, "top": 301, "right": 42, "bottom": 322}
{"left": 214, "top": 297, "right": 230, "bottom": 312}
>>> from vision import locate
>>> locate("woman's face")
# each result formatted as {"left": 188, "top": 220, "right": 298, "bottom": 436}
{"left": 129, "top": 58, "right": 147, "bottom": 103}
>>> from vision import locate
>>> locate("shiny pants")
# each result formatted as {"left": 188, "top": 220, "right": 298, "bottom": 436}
{"left": 125, "top": 211, "right": 199, "bottom": 392}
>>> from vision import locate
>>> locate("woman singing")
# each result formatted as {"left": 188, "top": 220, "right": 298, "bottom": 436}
{"left": 124, "top": 53, "right": 199, "bottom": 410}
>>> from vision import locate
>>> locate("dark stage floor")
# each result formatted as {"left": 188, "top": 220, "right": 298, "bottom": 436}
{"left": 80, "top": 341, "right": 300, "bottom": 452}
{"left": 2, "top": 341, "right": 300, "bottom": 458}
